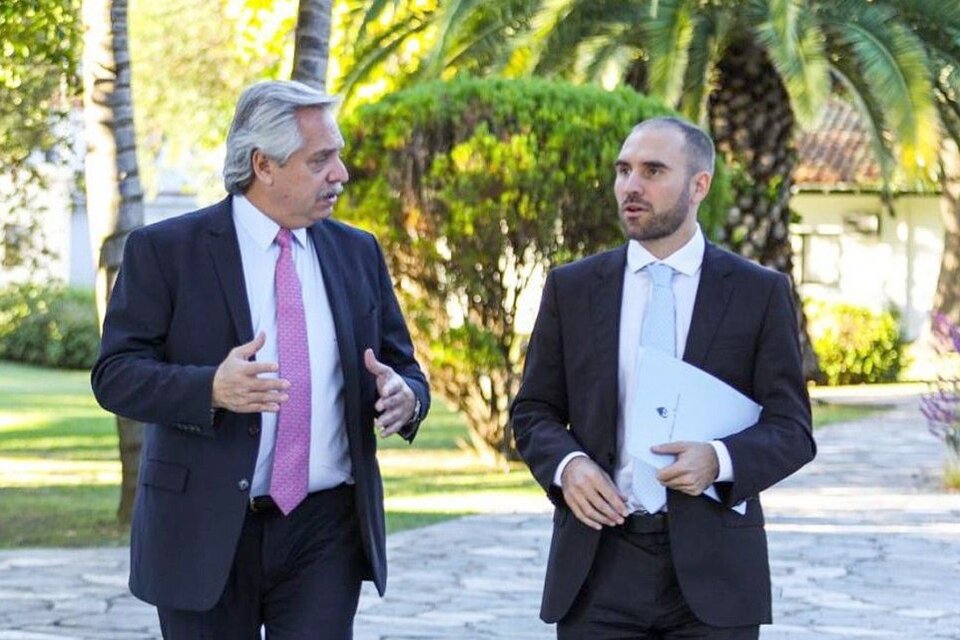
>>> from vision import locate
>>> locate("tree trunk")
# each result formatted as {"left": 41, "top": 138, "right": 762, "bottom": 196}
{"left": 83, "top": 0, "right": 145, "bottom": 524}
{"left": 934, "top": 139, "right": 960, "bottom": 324}
{"left": 708, "top": 36, "right": 822, "bottom": 381}
{"left": 292, "top": 0, "right": 333, "bottom": 91}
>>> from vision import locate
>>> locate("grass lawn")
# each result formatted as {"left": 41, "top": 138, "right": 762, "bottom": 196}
{"left": 0, "top": 361, "right": 541, "bottom": 547}
{"left": 0, "top": 360, "right": 897, "bottom": 548}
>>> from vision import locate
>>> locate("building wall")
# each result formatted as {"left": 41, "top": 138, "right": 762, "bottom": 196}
{"left": 790, "top": 191, "right": 943, "bottom": 340}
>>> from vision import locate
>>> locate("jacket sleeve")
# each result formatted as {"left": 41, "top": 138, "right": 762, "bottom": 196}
{"left": 719, "top": 272, "right": 816, "bottom": 505}
{"left": 510, "top": 270, "right": 583, "bottom": 506}
{"left": 371, "top": 237, "right": 430, "bottom": 442}
{"left": 91, "top": 229, "right": 217, "bottom": 430}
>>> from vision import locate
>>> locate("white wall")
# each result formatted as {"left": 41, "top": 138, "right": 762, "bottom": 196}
{"left": 790, "top": 191, "right": 943, "bottom": 341}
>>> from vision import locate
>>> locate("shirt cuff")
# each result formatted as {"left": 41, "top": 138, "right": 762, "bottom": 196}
{"left": 710, "top": 440, "right": 734, "bottom": 482}
{"left": 553, "top": 451, "right": 589, "bottom": 487}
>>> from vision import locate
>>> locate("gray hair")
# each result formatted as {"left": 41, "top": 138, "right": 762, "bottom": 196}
{"left": 223, "top": 80, "right": 339, "bottom": 195}
{"left": 632, "top": 116, "right": 716, "bottom": 177}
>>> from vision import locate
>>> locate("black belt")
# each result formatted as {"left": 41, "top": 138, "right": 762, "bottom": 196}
{"left": 249, "top": 484, "right": 353, "bottom": 515}
{"left": 620, "top": 511, "right": 668, "bottom": 534}
{"left": 249, "top": 495, "right": 281, "bottom": 514}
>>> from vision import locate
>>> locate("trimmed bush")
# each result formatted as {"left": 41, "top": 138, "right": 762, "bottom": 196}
{"left": 0, "top": 283, "right": 99, "bottom": 369}
{"left": 805, "top": 299, "right": 907, "bottom": 386}
{"left": 340, "top": 77, "right": 732, "bottom": 455}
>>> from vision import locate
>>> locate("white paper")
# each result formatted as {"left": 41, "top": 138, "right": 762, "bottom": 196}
{"left": 626, "top": 347, "right": 762, "bottom": 515}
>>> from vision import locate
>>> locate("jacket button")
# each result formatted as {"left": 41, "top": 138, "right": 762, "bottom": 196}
{"left": 248, "top": 424, "right": 261, "bottom": 437}
{"left": 238, "top": 479, "right": 250, "bottom": 491}
{"left": 607, "top": 452, "right": 616, "bottom": 464}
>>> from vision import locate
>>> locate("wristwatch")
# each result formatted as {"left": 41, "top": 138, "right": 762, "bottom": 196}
{"left": 407, "top": 397, "right": 422, "bottom": 425}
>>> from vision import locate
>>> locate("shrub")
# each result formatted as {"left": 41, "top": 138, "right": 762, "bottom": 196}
{"left": 340, "top": 77, "right": 732, "bottom": 456}
{"left": 0, "top": 283, "right": 99, "bottom": 369}
{"left": 805, "top": 299, "right": 907, "bottom": 386}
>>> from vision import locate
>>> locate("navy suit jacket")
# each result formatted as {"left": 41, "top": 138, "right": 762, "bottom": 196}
{"left": 91, "top": 197, "right": 429, "bottom": 611}
{"left": 511, "top": 241, "right": 815, "bottom": 626}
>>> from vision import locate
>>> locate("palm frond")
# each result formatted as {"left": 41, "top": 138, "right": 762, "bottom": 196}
{"left": 678, "top": 9, "right": 720, "bottom": 122}
{"left": 830, "top": 64, "right": 898, "bottom": 206}
{"left": 640, "top": 0, "right": 696, "bottom": 107}
{"left": 529, "top": 0, "right": 640, "bottom": 76}
{"left": 752, "top": 0, "right": 830, "bottom": 125}
{"left": 420, "top": 0, "right": 485, "bottom": 78}
{"left": 577, "top": 29, "right": 635, "bottom": 85}
{"left": 825, "top": 0, "right": 940, "bottom": 176}
{"left": 352, "top": 0, "right": 402, "bottom": 42}
{"left": 334, "top": 15, "right": 431, "bottom": 107}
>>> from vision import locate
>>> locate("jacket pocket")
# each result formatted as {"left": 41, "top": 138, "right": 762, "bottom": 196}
{"left": 721, "top": 497, "right": 764, "bottom": 527}
{"left": 141, "top": 459, "right": 189, "bottom": 493}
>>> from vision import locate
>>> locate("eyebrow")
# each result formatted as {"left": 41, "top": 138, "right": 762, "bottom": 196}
{"left": 615, "top": 159, "right": 671, "bottom": 171}
{"left": 307, "top": 146, "right": 342, "bottom": 161}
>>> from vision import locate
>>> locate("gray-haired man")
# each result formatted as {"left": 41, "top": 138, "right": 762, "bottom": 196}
{"left": 92, "top": 80, "right": 430, "bottom": 638}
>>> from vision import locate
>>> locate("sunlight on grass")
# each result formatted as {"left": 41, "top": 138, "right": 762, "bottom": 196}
{"left": 0, "top": 456, "right": 120, "bottom": 486}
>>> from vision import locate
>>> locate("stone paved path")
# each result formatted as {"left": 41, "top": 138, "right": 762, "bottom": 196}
{"left": 1, "top": 397, "right": 958, "bottom": 639}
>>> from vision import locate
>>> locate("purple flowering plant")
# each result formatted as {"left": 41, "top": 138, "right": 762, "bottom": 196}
{"left": 920, "top": 313, "right": 960, "bottom": 459}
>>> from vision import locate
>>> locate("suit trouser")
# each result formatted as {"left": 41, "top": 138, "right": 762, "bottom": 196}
{"left": 558, "top": 518, "right": 759, "bottom": 640}
{"left": 157, "top": 483, "right": 364, "bottom": 640}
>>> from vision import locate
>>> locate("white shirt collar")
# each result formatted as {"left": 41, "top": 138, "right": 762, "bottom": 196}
{"left": 626, "top": 224, "right": 705, "bottom": 276}
{"left": 232, "top": 195, "right": 309, "bottom": 251}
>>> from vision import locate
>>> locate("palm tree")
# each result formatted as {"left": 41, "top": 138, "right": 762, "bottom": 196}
{"left": 337, "top": 0, "right": 944, "bottom": 378}
{"left": 895, "top": 0, "right": 960, "bottom": 323}
{"left": 82, "top": 0, "right": 145, "bottom": 523}
{"left": 292, "top": 0, "right": 334, "bottom": 90}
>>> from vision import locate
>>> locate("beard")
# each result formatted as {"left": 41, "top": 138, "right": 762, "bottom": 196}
{"left": 619, "top": 181, "right": 691, "bottom": 242}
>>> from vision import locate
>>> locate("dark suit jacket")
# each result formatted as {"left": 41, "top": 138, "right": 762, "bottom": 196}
{"left": 91, "top": 197, "right": 429, "bottom": 611}
{"left": 511, "top": 240, "right": 815, "bottom": 627}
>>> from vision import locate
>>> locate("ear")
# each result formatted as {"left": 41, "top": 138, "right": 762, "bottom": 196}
{"left": 689, "top": 170, "right": 713, "bottom": 205}
{"left": 251, "top": 149, "right": 275, "bottom": 186}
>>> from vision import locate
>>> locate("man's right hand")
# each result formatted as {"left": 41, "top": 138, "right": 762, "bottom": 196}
{"left": 560, "top": 456, "right": 630, "bottom": 530}
{"left": 211, "top": 332, "right": 289, "bottom": 413}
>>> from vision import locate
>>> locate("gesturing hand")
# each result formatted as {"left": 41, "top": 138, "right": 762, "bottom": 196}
{"left": 560, "top": 456, "right": 630, "bottom": 530}
{"left": 364, "top": 348, "right": 416, "bottom": 438}
{"left": 653, "top": 441, "right": 719, "bottom": 496}
{"left": 211, "top": 332, "right": 290, "bottom": 413}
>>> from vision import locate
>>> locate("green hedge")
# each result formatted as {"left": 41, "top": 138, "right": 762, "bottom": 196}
{"left": 806, "top": 299, "right": 907, "bottom": 386}
{"left": 0, "top": 283, "right": 99, "bottom": 369}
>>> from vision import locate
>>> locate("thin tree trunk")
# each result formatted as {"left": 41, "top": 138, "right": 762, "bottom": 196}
{"left": 708, "top": 36, "right": 822, "bottom": 381}
{"left": 934, "top": 139, "right": 960, "bottom": 324}
{"left": 83, "top": 0, "right": 145, "bottom": 524}
{"left": 292, "top": 0, "right": 333, "bottom": 91}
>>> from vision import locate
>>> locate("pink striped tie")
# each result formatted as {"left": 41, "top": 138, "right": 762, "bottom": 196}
{"left": 269, "top": 228, "right": 311, "bottom": 515}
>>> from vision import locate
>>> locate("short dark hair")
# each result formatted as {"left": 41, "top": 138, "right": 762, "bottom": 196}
{"left": 632, "top": 116, "right": 715, "bottom": 176}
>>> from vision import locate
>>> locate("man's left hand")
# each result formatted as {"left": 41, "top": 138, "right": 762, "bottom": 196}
{"left": 652, "top": 441, "right": 718, "bottom": 496}
{"left": 364, "top": 348, "right": 417, "bottom": 438}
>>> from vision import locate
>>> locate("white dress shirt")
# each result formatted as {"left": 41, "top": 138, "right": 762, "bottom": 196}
{"left": 554, "top": 227, "right": 734, "bottom": 510}
{"left": 232, "top": 195, "right": 352, "bottom": 497}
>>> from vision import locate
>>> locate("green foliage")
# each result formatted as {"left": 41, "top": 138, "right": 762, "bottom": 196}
{"left": 0, "top": 284, "right": 99, "bottom": 370}
{"left": 0, "top": 0, "right": 82, "bottom": 270}
{"left": 128, "top": 0, "right": 298, "bottom": 199}
{"left": 805, "top": 299, "right": 907, "bottom": 386}
{"left": 341, "top": 77, "right": 731, "bottom": 453}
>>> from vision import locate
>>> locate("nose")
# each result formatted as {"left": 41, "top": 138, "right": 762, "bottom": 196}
{"left": 331, "top": 157, "right": 349, "bottom": 184}
{"left": 623, "top": 170, "right": 644, "bottom": 195}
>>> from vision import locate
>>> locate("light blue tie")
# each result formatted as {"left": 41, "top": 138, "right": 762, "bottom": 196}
{"left": 632, "top": 263, "right": 676, "bottom": 513}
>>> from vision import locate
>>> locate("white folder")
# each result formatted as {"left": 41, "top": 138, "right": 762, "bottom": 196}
{"left": 625, "top": 347, "right": 761, "bottom": 514}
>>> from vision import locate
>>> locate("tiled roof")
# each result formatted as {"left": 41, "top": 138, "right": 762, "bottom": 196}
{"left": 793, "top": 98, "right": 883, "bottom": 189}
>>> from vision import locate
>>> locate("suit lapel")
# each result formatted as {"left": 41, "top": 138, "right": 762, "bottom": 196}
{"left": 308, "top": 222, "right": 362, "bottom": 439}
{"left": 205, "top": 198, "right": 254, "bottom": 344}
{"left": 683, "top": 242, "right": 734, "bottom": 368}
{"left": 591, "top": 246, "right": 627, "bottom": 447}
